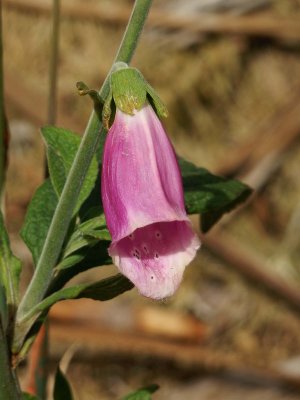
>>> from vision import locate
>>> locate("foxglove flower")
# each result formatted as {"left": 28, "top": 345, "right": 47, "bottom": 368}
{"left": 101, "top": 66, "right": 200, "bottom": 299}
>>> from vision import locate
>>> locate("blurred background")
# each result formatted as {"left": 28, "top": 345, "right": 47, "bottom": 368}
{"left": 2, "top": 0, "right": 300, "bottom": 398}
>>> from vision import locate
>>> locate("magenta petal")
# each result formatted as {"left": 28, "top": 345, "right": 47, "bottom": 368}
{"left": 111, "top": 221, "right": 199, "bottom": 299}
{"left": 102, "top": 105, "right": 200, "bottom": 299}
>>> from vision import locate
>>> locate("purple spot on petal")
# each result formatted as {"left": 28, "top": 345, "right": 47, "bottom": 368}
{"left": 155, "top": 231, "right": 162, "bottom": 240}
{"left": 110, "top": 220, "right": 200, "bottom": 299}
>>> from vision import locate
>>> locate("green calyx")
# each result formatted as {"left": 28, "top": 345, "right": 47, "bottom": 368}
{"left": 103, "top": 63, "right": 168, "bottom": 128}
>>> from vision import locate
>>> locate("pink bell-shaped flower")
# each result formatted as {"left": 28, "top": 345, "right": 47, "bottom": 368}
{"left": 101, "top": 104, "right": 200, "bottom": 299}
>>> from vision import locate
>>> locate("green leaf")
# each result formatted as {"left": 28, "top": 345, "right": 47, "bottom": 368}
{"left": 79, "top": 174, "right": 103, "bottom": 221}
{"left": 55, "top": 215, "right": 111, "bottom": 276}
{"left": 62, "top": 215, "right": 110, "bottom": 259}
{"left": 121, "top": 384, "right": 159, "bottom": 400}
{"left": 25, "top": 274, "right": 133, "bottom": 322}
{"left": 179, "top": 158, "right": 252, "bottom": 232}
{"left": 0, "top": 210, "right": 21, "bottom": 311}
{"left": 20, "top": 179, "right": 58, "bottom": 266}
{"left": 51, "top": 241, "right": 112, "bottom": 293}
{"left": 41, "top": 126, "right": 98, "bottom": 212}
{"left": 96, "top": 129, "right": 107, "bottom": 163}
{"left": 79, "top": 127, "right": 107, "bottom": 221}
{"left": 53, "top": 367, "right": 74, "bottom": 400}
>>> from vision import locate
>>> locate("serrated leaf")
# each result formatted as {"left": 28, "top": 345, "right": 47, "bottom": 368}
{"left": 121, "top": 384, "right": 159, "bottom": 400}
{"left": 41, "top": 126, "right": 98, "bottom": 212}
{"left": 20, "top": 179, "right": 58, "bottom": 266}
{"left": 0, "top": 211, "right": 21, "bottom": 312}
{"left": 26, "top": 274, "right": 133, "bottom": 321}
{"left": 179, "top": 158, "right": 252, "bottom": 232}
{"left": 53, "top": 367, "right": 73, "bottom": 400}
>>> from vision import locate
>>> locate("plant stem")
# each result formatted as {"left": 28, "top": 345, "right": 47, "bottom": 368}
{"left": 0, "top": 322, "right": 22, "bottom": 399}
{"left": 15, "top": 0, "right": 152, "bottom": 345}
{"left": 32, "top": 2, "right": 61, "bottom": 397}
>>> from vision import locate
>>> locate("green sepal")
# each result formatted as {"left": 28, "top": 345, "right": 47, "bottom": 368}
{"left": 102, "top": 89, "right": 114, "bottom": 129}
{"left": 110, "top": 67, "right": 147, "bottom": 115}
{"left": 76, "top": 81, "right": 104, "bottom": 120}
{"left": 103, "top": 65, "right": 167, "bottom": 127}
{"left": 145, "top": 82, "right": 168, "bottom": 119}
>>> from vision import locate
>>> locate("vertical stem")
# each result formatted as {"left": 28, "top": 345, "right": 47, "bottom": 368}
{"left": 48, "top": 0, "right": 60, "bottom": 126}
{"left": 0, "top": 323, "right": 22, "bottom": 399}
{"left": 30, "top": 2, "right": 61, "bottom": 397}
{"left": 15, "top": 0, "right": 152, "bottom": 349}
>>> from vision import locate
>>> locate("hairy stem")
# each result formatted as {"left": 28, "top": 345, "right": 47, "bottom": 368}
{"left": 14, "top": 0, "right": 152, "bottom": 348}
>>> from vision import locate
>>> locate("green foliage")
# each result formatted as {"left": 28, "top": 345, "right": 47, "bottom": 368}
{"left": 26, "top": 274, "right": 133, "bottom": 322}
{"left": 96, "top": 129, "right": 107, "bottom": 163}
{"left": 53, "top": 214, "right": 112, "bottom": 290}
{"left": 21, "top": 179, "right": 58, "bottom": 266}
{"left": 51, "top": 241, "right": 112, "bottom": 293}
{"left": 62, "top": 215, "right": 110, "bottom": 260}
{"left": 179, "top": 158, "right": 252, "bottom": 232}
{"left": 0, "top": 210, "right": 21, "bottom": 311}
{"left": 53, "top": 367, "right": 74, "bottom": 400}
{"left": 121, "top": 384, "right": 159, "bottom": 400}
{"left": 41, "top": 126, "right": 98, "bottom": 212}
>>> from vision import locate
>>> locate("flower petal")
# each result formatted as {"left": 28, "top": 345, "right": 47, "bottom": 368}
{"left": 110, "top": 221, "right": 200, "bottom": 299}
{"left": 102, "top": 105, "right": 187, "bottom": 245}
{"left": 102, "top": 104, "right": 201, "bottom": 299}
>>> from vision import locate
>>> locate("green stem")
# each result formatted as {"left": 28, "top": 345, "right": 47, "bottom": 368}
{"left": 0, "top": 323, "right": 22, "bottom": 399}
{"left": 14, "top": 0, "right": 152, "bottom": 347}
{"left": 35, "top": 2, "right": 61, "bottom": 397}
